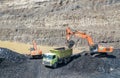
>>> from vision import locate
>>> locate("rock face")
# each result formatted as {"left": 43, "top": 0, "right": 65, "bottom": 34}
{"left": 0, "top": 0, "right": 120, "bottom": 47}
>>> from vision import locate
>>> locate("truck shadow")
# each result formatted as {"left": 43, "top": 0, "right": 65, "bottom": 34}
{"left": 55, "top": 54, "right": 81, "bottom": 69}
{"left": 54, "top": 53, "right": 117, "bottom": 69}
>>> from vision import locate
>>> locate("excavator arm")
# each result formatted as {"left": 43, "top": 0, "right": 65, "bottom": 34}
{"left": 66, "top": 27, "right": 113, "bottom": 53}
{"left": 66, "top": 27, "right": 94, "bottom": 46}
{"left": 73, "top": 31, "right": 94, "bottom": 46}
{"left": 32, "top": 40, "right": 37, "bottom": 51}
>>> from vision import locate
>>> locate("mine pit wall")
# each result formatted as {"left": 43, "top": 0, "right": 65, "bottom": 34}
{"left": 0, "top": 28, "right": 119, "bottom": 48}
{"left": 0, "top": 0, "right": 120, "bottom": 49}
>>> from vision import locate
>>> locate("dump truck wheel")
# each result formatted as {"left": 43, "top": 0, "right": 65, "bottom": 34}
{"left": 64, "top": 58, "right": 70, "bottom": 64}
{"left": 53, "top": 62, "right": 58, "bottom": 68}
{"left": 67, "top": 58, "right": 71, "bottom": 63}
{"left": 64, "top": 58, "right": 67, "bottom": 64}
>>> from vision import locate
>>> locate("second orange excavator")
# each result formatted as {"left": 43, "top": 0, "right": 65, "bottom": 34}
{"left": 66, "top": 27, "right": 113, "bottom": 54}
{"left": 30, "top": 40, "right": 42, "bottom": 58}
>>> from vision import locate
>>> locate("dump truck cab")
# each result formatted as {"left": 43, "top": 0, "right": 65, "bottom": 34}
{"left": 42, "top": 53, "right": 58, "bottom": 67}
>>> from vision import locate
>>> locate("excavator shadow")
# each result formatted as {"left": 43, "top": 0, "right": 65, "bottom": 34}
{"left": 92, "top": 53, "right": 116, "bottom": 58}
{"left": 29, "top": 55, "right": 43, "bottom": 59}
{"left": 95, "top": 49, "right": 120, "bottom": 59}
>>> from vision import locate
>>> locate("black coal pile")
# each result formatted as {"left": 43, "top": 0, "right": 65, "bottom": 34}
{"left": 0, "top": 48, "right": 120, "bottom": 78}
{"left": 58, "top": 49, "right": 120, "bottom": 78}
{"left": 66, "top": 56, "right": 110, "bottom": 74}
{"left": 0, "top": 48, "right": 27, "bottom": 67}
{"left": 38, "top": 49, "right": 120, "bottom": 78}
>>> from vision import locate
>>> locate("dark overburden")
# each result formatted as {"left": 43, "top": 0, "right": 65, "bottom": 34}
{"left": 0, "top": 48, "right": 120, "bottom": 78}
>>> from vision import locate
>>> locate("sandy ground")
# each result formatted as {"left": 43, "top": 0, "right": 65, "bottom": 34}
{"left": 0, "top": 40, "right": 88, "bottom": 54}
{"left": 0, "top": 40, "right": 56, "bottom": 54}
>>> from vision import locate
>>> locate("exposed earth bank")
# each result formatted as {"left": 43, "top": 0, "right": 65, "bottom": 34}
{"left": 0, "top": 0, "right": 120, "bottom": 47}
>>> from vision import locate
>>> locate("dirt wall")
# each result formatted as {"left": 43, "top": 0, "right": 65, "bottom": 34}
{"left": 0, "top": 28, "right": 120, "bottom": 48}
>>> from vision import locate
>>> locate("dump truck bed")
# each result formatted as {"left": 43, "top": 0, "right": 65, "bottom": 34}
{"left": 50, "top": 47, "right": 72, "bottom": 59}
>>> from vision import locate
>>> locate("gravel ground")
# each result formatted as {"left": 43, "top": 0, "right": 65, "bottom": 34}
{"left": 0, "top": 48, "right": 120, "bottom": 78}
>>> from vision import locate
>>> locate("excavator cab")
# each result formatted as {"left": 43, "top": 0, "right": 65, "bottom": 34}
{"left": 90, "top": 44, "right": 98, "bottom": 53}
{"left": 90, "top": 44, "right": 113, "bottom": 53}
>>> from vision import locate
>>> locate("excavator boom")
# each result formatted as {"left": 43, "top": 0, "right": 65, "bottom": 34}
{"left": 32, "top": 40, "right": 37, "bottom": 50}
{"left": 66, "top": 27, "right": 94, "bottom": 46}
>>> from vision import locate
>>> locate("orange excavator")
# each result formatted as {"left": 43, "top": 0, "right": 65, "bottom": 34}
{"left": 30, "top": 40, "right": 42, "bottom": 58}
{"left": 66, "top": 27, "right": 113, "bottom": 54}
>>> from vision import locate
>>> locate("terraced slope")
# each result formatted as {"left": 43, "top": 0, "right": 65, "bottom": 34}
{"left": 0, "top": 0, "right": 120, "bottom": 47}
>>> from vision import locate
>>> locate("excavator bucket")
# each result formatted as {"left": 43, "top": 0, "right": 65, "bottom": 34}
{"left": 67, "top": 40, "right": 75, "bottom": 48}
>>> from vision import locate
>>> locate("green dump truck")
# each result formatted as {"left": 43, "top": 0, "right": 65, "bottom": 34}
{"left": 42, "top": 47, "right": 73, "bottom": 68}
